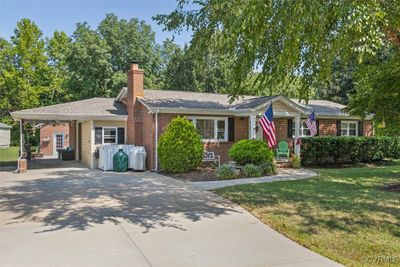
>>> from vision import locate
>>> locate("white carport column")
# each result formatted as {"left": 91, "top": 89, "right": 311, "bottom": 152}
{"left": 249, "top": 114, "right": 257, "bottom": 139}
{"left": 294, "top": 114, "right": 301, "bottom": 156}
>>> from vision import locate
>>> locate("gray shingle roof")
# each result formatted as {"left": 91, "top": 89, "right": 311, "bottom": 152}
{"left": 11, "top": 98, "right": 127, "bottom": 118}
{"left": 291, "top": 99, "right": 349, "bottom": 117}
{"left": 140, "top": 89, "right": 278, "bottom": 110}
{"left": 0, "top": 122, "right": 12, "bottom": 129}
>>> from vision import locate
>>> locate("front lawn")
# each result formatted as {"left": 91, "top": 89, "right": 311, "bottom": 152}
{"left": 215, "top": 164, "right": 400, "bottom": 266}
{"left": 0, "top": 146, "right": 19, "bottom": 167}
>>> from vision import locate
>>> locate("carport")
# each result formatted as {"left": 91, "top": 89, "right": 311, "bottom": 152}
{"left": 10, "top": 98, "right": 128, "bottom": 171}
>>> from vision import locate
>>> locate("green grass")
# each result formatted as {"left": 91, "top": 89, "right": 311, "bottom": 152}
{"left": 0, "top": 146, "right": 19, "bottom": 166}
{"left": 215, "top": 164, "right": 400, "bottom": 267}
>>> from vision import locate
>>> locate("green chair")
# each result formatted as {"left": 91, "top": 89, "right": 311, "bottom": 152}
{"left": 276, "top": 141, "right": 290, "bottom": 158}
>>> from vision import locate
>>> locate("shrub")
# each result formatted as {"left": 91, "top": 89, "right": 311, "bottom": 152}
{"left": 243, "top": 164, "right": 263, "bottom": 177}
{"left": 291, "top": 155, "right": 301, "bottom": 168}
{"left": 217, "top": 164, "right": 238, "bottom": 179}
{"left": 258, "top": 162, "right": 277, "bottom": 175}
{"left": 301, "top": 136, "right": 400, "bottom": 166}
{"left": 229, "top": 139, "right": 274, "bottom": 165}
{"left": 158, "top": 116, "right": 203, "bottom": 173}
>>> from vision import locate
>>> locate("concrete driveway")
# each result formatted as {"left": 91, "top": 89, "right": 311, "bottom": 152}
{"left": 0, "top": 160, "right": 340, "bottom": 267}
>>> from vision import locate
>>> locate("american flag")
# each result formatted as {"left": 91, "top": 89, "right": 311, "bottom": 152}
{"left": 305, "top": 110, "right": 317, "bottom": 136}
{"left": 259, "top": 104, "right": 276, "bottom": 148}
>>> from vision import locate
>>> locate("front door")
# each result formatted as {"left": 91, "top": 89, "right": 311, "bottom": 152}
{"left": 54, "top": 133, "right": 64, "bottom": 157}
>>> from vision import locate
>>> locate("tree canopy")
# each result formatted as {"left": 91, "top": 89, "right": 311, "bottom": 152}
{"left": 155, "top": 1, "right": 399, "bottom": 97}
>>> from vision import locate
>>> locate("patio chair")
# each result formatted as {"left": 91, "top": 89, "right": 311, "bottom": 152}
{"left": 276, "top": 141, "right": 290, "bottom": 158}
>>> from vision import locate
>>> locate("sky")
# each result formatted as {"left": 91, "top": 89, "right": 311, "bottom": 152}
{"left": 0, "top": 0, "right": 193, "bottom": 46}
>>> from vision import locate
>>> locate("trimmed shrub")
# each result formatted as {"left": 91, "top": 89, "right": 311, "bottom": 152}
{"left": 301, "top": 136, "right": 400, "bottom": 166}
{"left": 258, "top": 162, "right": 277, "bottom": 175}
{"left": 228, "top": 139, "right": 274, "bottom": 165}
{"left": 217, "top": 164, "right": 238, "bottom": 179}
{"left": 243, "top": 164, "right": 263, "bottom": 177}
{"left": 158, "top": 116, "right": 203, "bottom": 173}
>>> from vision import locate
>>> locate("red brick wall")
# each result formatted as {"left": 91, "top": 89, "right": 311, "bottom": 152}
{"left": 274, "top": 118, "right": 293, "bottom": 148}
{"left": 39, "top": 123, "right": 70, "bottom": 156}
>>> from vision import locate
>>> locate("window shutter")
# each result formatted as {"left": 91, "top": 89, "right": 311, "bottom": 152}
{"left": 228, "top": 118, "right": 235, "bottom": 142}
{"left": 336, "top": 121, "right": 341, "bottom": 136}
{"left": 95, "top": 127, "right": 102, "bottom": 144}
{"left": 287, "top": 119, "right": 293, "bottom": 138}
{"left": 117, "top": 128, "right": 125, "bottom": 144}
{"left": 358, "top": 121, "right": 364, "bottom": 136}
{"left": 316, "top": 120, "right": 320, "bottom": 136}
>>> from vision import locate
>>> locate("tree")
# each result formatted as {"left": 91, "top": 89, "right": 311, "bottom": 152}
{"left": 155, "top": 1, "right": 399, "bottom": 100}
{"left": 348, "top": 48, "right": 400, "bottom": 136}
{"left": 0, "top": 19, "right": 53, "bottom": 144}
{"left": 316, "top": 59, "right": 356, "bottom": 105}
{"left": 66, "top": 22, "right": 116, "bottom": 99}
{"left": 98, "top": 14, "right": 163, "bottom": 89}
{"left": 46, "top": 31, "right": 72, "bottom": 103}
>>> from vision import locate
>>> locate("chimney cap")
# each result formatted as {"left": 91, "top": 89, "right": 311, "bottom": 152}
{"left": 130, "top": 60, "right": 141, "bottom": 64}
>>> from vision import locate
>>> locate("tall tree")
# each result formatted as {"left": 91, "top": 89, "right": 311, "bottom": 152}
{"left": 66, "top": 22, "right": 116, "bottom": 99}
{"left": 155, "top": 1, "right": 399, "bottom": 100}
{"left": 316, "top": 59, "right": 356, "bottom": 105}
{"left": 348, "top": 48, "right": 400, "bottom": 136}
{"left": 46, "top": 31, "right": 72, "bottom": 103}
{"left": 98, "top": 14, "right": 163, "bottom": 89}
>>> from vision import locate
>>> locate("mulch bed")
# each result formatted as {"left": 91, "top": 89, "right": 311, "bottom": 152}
{"left": 380, "top": 184, "right": 400, "bottom": 192}
{"left": 162, "top": 166, "right": 245, "bottom": 182}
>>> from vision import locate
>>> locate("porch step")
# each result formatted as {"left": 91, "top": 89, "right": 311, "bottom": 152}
{"left": 274, "top": 158, "right": 293, "bottom": 168}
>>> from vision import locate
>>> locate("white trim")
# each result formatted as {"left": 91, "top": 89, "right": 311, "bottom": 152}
{"left": 340, "top": 120, "right": 358, "bottom": 136}
{"left": 11, "top": 113, "right": 128, "bottom": 121}
{"left": 155, "top": 110, "right": 159, "bottom": 171}
{"left": 250, "top": 95, "right": 307, "bottom": 113}
{"left": 53, "top": 132, "right": 65, "bottom": 157}
{"left": 90, "top": 120, "right": 95, "bottom": 169}
{"left": 102, "top": 127, "right": 118, "bottom": 145}
{"left": 294, "top": 115, "right": 301, "bottom": 156}
{"left": 187, "top": 116, "right": 229, "bottom": 142}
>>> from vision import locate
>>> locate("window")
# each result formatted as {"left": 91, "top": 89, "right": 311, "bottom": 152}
{"left": 103, "top": 127, "right": 117, "bottom": 144}
{"left": 189, "top": 117, "right": 228, "bottom": 142}
{"left": 341, "top": 121, "right": 357, "bottom": 136}
{"left": 292, "top": 120, "right": 311, "bottom": 138}
{"left": 95, "top": 127, "right": 125, "bottom": 145}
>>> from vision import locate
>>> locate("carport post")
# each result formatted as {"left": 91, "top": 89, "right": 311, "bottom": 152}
{"left": 20, "top": 119, "right": 25, "bottom": 158}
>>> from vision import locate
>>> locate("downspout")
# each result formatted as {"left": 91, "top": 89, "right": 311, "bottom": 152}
{"left": 14, "top": 120, "right": 23, "bottom": 173}
{"left": 154, "top": 109, "right": 159, "bottom": 172}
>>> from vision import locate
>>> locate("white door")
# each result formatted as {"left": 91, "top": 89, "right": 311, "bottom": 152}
{"left": 54, "top": 133, "right": 64, "bottom": 156}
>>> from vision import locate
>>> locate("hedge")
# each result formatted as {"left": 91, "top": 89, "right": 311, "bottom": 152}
{"left": 301, "top": 136, "right": 400, "bottom": 166}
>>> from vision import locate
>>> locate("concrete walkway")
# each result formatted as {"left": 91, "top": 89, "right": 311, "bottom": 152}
{"left": 191, "top": 168, "right": 317, "bottom": 190}
{"left": 0, "top": 161, "right": 339, "bottom": 267}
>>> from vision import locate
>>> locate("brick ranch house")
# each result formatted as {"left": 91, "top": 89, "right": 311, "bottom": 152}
{"left": 11, "top": 64, "right": 373, "bottom": 170}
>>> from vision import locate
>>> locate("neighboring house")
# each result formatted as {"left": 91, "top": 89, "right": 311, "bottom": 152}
{"left": 11, "top": 64, "right": 373, "bottom": 170}
{"left": 39, "top": 123, "right": 71, "bottom": 157}
{"left": 0, "top": 123, "right": 12, "bottom": 148}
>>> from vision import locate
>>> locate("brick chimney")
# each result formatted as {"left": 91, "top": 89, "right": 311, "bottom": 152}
{"left": 127, "top": 62, "right": 144, "bottom": 144}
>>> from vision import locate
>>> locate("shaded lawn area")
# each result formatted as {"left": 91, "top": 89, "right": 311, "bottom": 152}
{"left": 0, "top": 146, "right": 19, "bottom": 167}
{"left": 215, "top": 164, "right": 400, "bottom": 267}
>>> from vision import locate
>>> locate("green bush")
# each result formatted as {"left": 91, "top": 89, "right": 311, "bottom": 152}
{"left": 243, "top": 164, "right": 263, "bottom": 177}
{"left": 228, "top": 139, "right": 274, "bottom": 165}
{"left": 301, "top": 136, "right": 400, "bottom": 166}
{"left": 158, "top": 116, "right": 203, "bottom": 173}
{"left": 258, "top": 162, "right": 277, "bottom": 175}
{"left": 217, "top": 164, "right": 238, "bottom": 179}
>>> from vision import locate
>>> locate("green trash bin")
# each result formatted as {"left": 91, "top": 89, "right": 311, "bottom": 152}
{"left": 113, "top": 149, "right": 129, "bottom": 172}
